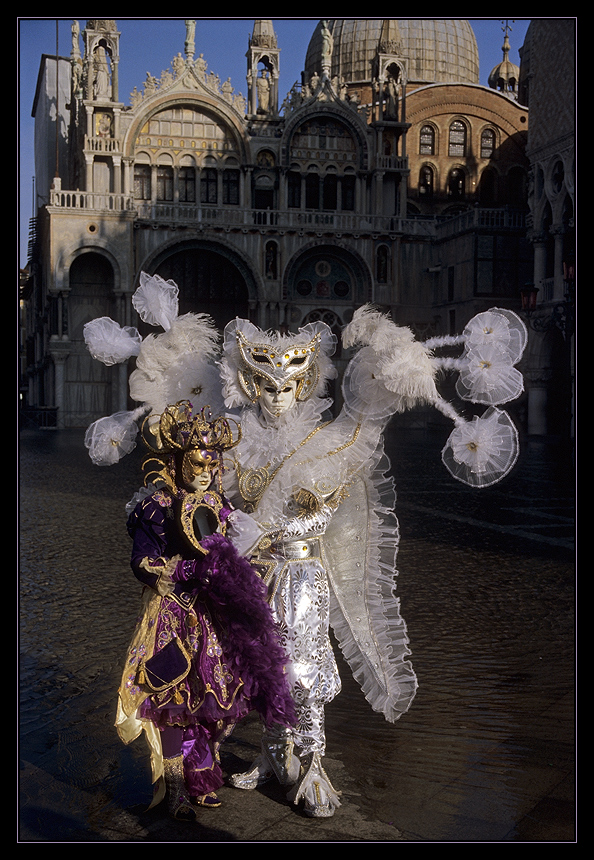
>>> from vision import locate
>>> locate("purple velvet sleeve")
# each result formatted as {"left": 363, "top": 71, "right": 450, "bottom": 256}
{"left": 127, "top": 496, "right": 171, "bottom": 589}
{"left": 127, "top": 495, "right": 213, "bottom": 591}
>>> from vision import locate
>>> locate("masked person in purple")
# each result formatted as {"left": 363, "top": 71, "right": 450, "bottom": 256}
{"left": 115, "top": 402, "right": 295, "bottom": 820}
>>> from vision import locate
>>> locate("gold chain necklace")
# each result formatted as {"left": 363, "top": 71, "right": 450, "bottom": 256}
{"left": 236, "top": 420, "right": 361, "bottom": 511}
{"left": 236, "top": 422, "right": 330, "bottom": 511}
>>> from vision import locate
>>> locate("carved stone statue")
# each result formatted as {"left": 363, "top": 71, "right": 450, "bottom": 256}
{"left": 185, "top": 19, "right": 196, "bottom": 59}
{"left": 93, "top": 46, "right": 111, "bottom": 100}
{"left": 257, "top": 70, "right": 270, "bottom": 113}
{"left": 321, "top": 20, "right": 333, "bottom": 70}
{"left": 172, "top": 53, "right": 185, "bottom": 79}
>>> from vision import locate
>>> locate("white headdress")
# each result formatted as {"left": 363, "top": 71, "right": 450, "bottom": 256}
{"left": 220, "top": 317, "right": 338, "bottom": 409}
{"left": 83, "top": 272, "right": 223, "bottom": 466}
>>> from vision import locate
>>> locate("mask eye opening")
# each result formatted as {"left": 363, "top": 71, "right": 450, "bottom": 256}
{"left": 251, "top": 352, "right": 273, "bottom": 365}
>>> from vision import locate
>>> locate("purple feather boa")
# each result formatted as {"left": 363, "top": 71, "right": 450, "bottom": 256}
{"left": 188, "top": 533, "right": 297, "bottom": 729}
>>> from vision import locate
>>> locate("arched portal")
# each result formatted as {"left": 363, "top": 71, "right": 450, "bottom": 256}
{"left": 63, "top": 252, "right": 117, "bottom": 426}
{"left": 149, "top": 243, "right": 253, "bottom": 333}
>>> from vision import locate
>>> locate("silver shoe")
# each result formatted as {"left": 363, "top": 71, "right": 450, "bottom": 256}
{"left": 229, "top": 753, "right": 273, "bottom": 790}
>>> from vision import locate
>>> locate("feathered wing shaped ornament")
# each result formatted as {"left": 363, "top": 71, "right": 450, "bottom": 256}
{"left": 83, "top": 272, "right": 223, "bottom": 466}
{"left": 342, "top": 305, "right": 527, "bottom": 487}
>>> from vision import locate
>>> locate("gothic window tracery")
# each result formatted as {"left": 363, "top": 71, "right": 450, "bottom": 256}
{"left": 179, "top": 163, "right": 196, "bottom": 202}
{"left": 200, "top": 168, "right": 217, "bottom": 204}
{"left": 134, "top": 164, "right": 151, "bottom": 199}
{"left": 480, "top": 127, "right": 496, "bottom": 159}
{"left": 157, "top": 165, "right": 174, "bottom": 201}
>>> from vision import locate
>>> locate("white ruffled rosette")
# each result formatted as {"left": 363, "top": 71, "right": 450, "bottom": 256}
{"left": 454, "top": 308, "right": 527, "bottom": 406}
{"left": 83, "top": 317, "right": 142, "bottom": 366}
{"left": 462, "top": 308, "right": 527, "bottom": 362}
{"left": 455, "top": 341, "right": 524, "bottom": 405}
{"left": 341, "top": 306, "right": 438, "bottom": 420}
{"left": 84, "top": 407, "right": 147, "bottom": 466}
{"left": 131, "top": 272, "right": 179, "bottom": 331}
{"left": 441, "top": 407, "right": 519, "bottom": 488}
{"left": 341, "top": 346, "right": 408, "bottom": 420}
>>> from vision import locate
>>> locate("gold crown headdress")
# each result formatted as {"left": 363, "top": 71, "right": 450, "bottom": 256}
{"left": 141, "top": 401, "right": 241, "bottom": 495}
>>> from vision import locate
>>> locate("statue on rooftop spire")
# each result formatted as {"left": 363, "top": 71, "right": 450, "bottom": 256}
{"left": 320, "top": 20, "right": 333, "bottom": 76}
{"left": 185, "top": 20, "right": 196, "bottom": 61}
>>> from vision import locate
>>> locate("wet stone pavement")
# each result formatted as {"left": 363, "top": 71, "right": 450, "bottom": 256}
{"left": 18, "top": 422, "right": 576, "bottom": 843}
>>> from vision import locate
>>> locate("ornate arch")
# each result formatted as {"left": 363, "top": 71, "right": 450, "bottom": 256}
{"left": 54, "top": 240, "right": 125, "bottom": 294}
{"left": 282, "top": 240, "right": 373, "bottom": 305}
{"left": 122, "top": 93, "right": 250, "bottom": 163}
{"left": 280, "top": 102, "right": 370, "bottom": 171}
{"left": 137, "top": 236, "right": 260, "bottom": 331}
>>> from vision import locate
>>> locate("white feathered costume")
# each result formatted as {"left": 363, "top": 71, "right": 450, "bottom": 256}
{"left": 83, "top": 273, "right": 527, "bottom": 817}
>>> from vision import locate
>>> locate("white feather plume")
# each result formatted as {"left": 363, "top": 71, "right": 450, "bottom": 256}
{"left": 129, "top": 312, "right": 221, "bottom": 414}
{"left": 341, "top": 304, "right": 437, "bottom": 414}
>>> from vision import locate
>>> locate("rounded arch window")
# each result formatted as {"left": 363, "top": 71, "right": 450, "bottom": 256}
{"left": 448, "top": 120, "right": 467, "bottom": 157}
{"left": 134, "top": 163, "right": 151, "bottom": 199}
{"left": 419, "top": 165, "right": 434, "bottom": 198}
{"left": 156, "top": 162, "right": 173, "bottom": 201}
{"left": 480, "top": 128, "right": 496, "bottom": 159}
{"left": 420, "top": 125, "right": 436, "bottom": 155}
{"left": 289, "top": 116, "right": 359, "bottom": 162}
{"left": 448, "top": 167, "right": 466, "bottom": 199}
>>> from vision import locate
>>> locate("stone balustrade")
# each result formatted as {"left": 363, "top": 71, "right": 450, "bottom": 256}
{"left": 84, "top": 135, "right": 123, "bottom": 153}
{"left": 48, "top": 191, "right": 524, "bottom": 240}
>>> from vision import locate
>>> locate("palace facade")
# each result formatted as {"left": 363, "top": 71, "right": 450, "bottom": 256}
{"left": 21, "top": 19, "right": 574, "bottom": 436}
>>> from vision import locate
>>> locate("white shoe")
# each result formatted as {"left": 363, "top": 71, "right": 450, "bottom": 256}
{"left": 287, "top": 752, "right": 341, "bottom": 818}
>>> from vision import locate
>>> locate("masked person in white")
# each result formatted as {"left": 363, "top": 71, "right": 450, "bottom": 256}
{"left": 220, "top": 314, "right": 433, "bottom": 817}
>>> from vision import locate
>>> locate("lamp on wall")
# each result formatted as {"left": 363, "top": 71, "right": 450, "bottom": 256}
{"left": 520, "top": 282, "right": 539, "bottom": 314}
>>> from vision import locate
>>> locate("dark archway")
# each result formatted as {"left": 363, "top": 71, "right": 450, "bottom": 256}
{"left": 64, "top": 252, "right": 117, "bottom": 426}
{"left": 152, "top": 245, "right": 251, "bottom": 333}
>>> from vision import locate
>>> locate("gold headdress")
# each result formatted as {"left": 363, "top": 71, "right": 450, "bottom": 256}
{"left": 140, "top": 401, "right": 241, "bottom": 554}
{"left": 141, "top": 401, "right": 240, "bottom": 496}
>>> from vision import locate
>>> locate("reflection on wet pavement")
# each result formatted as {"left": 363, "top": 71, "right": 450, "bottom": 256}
{"left": 19, "top": 426, "right": 575, "bottom": 842}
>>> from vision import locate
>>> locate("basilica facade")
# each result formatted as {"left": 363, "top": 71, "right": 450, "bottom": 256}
{"left": 21, "top": 19, "right": 574, "bottom": 436}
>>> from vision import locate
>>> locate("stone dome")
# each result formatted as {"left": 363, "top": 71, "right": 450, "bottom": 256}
{"left": 304, "top": 19, "right": 480, "bottom": 87}
{"left": 488, "top": 31, "right": 520, "bottom": 99}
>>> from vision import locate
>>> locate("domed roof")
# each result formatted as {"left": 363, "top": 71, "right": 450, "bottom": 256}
{"left": 304, "top": 19, "right": 480, "bottom": 87}
{"left": 488, "top": 31, "right": 520, "bottom": 98}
